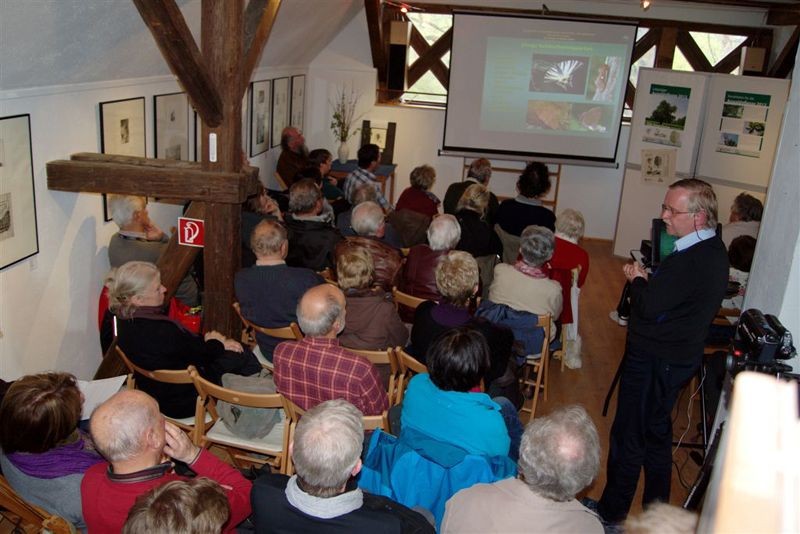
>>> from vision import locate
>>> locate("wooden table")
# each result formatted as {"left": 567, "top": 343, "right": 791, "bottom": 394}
{"left": 329, "top": 160, "right": 397, "bottom": 204}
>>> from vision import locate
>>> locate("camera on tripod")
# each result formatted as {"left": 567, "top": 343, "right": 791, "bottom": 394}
{"left": 725, "top": 309, "right": 796, "bottom": 377}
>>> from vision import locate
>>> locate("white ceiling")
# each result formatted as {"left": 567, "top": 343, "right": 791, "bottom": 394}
{"left": 0, "top": 0, "right": 363, "bottom": 92}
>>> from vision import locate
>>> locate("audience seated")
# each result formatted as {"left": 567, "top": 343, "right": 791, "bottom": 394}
{"left": 107, "top": 261, "right": 260, "bottom": 418}
{"left": 123, "top": 478, "right": 230, "bottom": 534}
{"left": 235, "top": 219, "right": 323, "bottom": 363}
{"left": 335, "top": 201, "right": 403, "bottom": 291}
{"left": 721, "top": 192, "right": 762, "bottom": 248}
{"left": 292, "top": 167, "right": 337, "bottom": 224}
{"left": 0, "top": 373, "right": 103, "bottom": 531}
{"left": 402, "top": 328, "right": 523, "bottom": 462}
{"left": 308, "top": 148, "right": 347, "bottom": 203}
{"left": 241, "top": 185, "right": 283, "bottom": 267}
{"left": 706, "top": 235, "right": 757, "bottom": 346}
{"left": 494, "top": 161, "right": 556, "bottom": 236}
{"left": 252, "top": 399, "right": 434, "bottom": 533}
{"left": 343, "top": 144, "right": 391, "bottom": 212}
{"left": 489, "top": 225, "right": 562, "bottom": 340}
{"left": 276, "top": 126, "right": 308, "bottom": 188}
{"left": 284, "top": 178, "right": 343, "bottom": 271}
{"left": 337, "top": 246, "right": 408, "bottom": 351}
{"left": 442, "top": 405, "right": 602, "bottom": 533}
{"left": 408, "top": 251, "right": 516, "bottom": 401}
{"left": 395, "top": 165, "right": 441, "bottom": 218}
{"left": 107, "top": 194, "right": 198, "bottom": 306}
{"left": 454, "top": 183, "right": 502, "bottom": 259}
{"left": 399, "top": 214, "right": 461, "bottom": 312}
{"left": 273, "top": 285, "right": 389, "bottom": 415}
{"left": 444, "top": 158, "right": 498, "bottom": 226}
{"left": 81, "top": 390, "right": 251, "bottom": 533}
{"left": 338, "top": 185, "right": 403, "bottom": 247}
{"left": 550, "top": 208, "right": 589, "bottom": 325}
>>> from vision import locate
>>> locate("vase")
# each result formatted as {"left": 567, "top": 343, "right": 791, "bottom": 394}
{"left": 337, "top": 142, "right": 350, "bottom": 164}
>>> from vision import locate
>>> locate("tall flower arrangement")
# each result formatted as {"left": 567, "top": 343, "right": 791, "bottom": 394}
{"left": 330, "top": 87, "right": 362, "bottom": 143}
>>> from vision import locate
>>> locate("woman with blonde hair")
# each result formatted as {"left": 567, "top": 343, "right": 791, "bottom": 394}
{"left": 336, "top": 246, "right": 408, "bottom": 350}
{"left": 0, "top": 373, "right": 103, "bottom": 530}
{"left": 107, "top": 261, "right": 260, "bottom": 418}
{"left": 455, "top": 183, "right": 502, "bottom": 259}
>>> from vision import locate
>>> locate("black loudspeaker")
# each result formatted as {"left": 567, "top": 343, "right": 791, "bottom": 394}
{"left": 387, "top": 21, "right": 409, "bottom": 93}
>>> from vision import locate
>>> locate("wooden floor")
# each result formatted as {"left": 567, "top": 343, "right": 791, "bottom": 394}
{"left": 529, "top": 238, "right": 702, "bottom": 513}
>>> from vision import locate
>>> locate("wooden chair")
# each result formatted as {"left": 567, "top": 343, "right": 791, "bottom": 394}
{"left": 188, "top": 367, "right": 290, "bottom": 473}
{"left": 115, "top": 346, "right": 210, "bottom": 443}
{"left": 342, "top": 347, "right": 400, "bottom": 406}
{"left": 274, "top": 171, "right": 289, "bottom": 191}
{"left": 392, "top": 286, "right": 428, "bottom": 313}
{"left": 518, "top": 313, "right": 552, "bottom": 422}
{"left": 232, "top": 302, "right": 303, "bottom": 370}
{"left": 394, "top": 347, "right": 429, "bottom": 405}
{"left": 282, "top": 395, "right": 389, "bottom": 476}
{"left": 0, "top": 476, "right": 75, "bottom": 534}
{"left": 551, "top": 266, "right": 581, "bottom": 372}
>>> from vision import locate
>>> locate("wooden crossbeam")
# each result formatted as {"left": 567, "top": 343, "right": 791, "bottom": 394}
{"left": 365, "top": 0, "right": 387, "bottom": 84}
{"left": 407, "top": 26, "right": 451, "bottom": 89}
{"left": 676, "top": 30, "right": 713, "bottom": 72}
{"left": 713, "top": 41, "right": 749, "bottom": 73}
{"left": 132, "top": 0, "right": 223, "bottom": 127}
{"left": 47, "top": 153, "right": 259, "bottom": 203}
{"left": 242, "top": 0, "right": 282, "bottom": 96}
{"left": 768, "top": 25, "right": 799, "bottom": 78}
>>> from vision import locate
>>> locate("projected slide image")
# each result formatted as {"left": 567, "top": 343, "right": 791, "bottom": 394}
{"left": 529, "top": 54, "right": 588, "bottom": 95}
{"left": 526, "top": 101, "right": 611, "bottom": 133}
{"left": 589, "top": 56, "right": 623, "bottom": 102}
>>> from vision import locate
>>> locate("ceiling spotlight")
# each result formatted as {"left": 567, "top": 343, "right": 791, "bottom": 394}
{"left": 400, "top": 4, "right": 408, "bottom": 13}
{"left": 641, "top": 0, "right": 651, "bottom": 9}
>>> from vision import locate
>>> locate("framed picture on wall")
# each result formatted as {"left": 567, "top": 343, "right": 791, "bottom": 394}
{"left": 0, "top": 114, "right": 39, "bottom": 270}
{"left": 359, "top": 120, "right": 397, "bottom": 164}
{"left": 193, "top": 109, "right": 203, "bottom": 162}
{"left": 154, "top": 92, "right": 189, "bottom": 161}
{"left": 250, "top": 79, "right": 271, "bottom": 156}
{"left": 290, "top": 75, "right": 305, "bottom": 130}
{"left": 271, "top": 77, "right": 290, "bottom": 148}
{"left": 100, "top": 96, "right": 146, "bottom": 221}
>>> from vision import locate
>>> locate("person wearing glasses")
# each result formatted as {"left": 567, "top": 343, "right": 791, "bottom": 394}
{"left": 594, "top": 179, "right": 728, "bottom": 528}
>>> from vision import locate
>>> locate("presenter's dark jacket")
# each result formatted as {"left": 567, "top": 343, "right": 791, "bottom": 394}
{"left": 627, "top": 236, "right": 728, "bottom": 364}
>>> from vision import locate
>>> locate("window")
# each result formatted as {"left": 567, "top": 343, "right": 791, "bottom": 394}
{"left": 402, "top": 13, "right": 452, "bottom": 104}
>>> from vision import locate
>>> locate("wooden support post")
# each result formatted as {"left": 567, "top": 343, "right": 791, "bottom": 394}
{"left": 201, "top": 0, "right": 245, "bottom": 336}
{"left": 655, "top": 27, "right": 678, "bottom": 69}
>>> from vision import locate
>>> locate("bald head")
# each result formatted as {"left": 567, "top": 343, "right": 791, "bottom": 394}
{"left": 296, "top": 285, "right": 346, "bottom": 337}
{"left": 91, "top": 389, "right": 163, "bottom": 464}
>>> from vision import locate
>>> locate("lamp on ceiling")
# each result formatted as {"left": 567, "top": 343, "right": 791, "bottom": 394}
{"left": 641, "top": 0, "right": 652, "bottom": 10}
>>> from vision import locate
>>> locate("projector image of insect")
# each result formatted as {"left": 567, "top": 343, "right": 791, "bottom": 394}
{"left": 529, "top": 55, "right": 588, "bottom": 94}
{"left": 544, "top": 60, "right": 583, "bottom": 90}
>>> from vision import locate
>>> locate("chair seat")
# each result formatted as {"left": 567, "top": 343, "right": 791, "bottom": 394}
{"left": 168, "top": 412, "right": 213, "bottom": 427}
{"left": 252, "top": 345, "right": 274, "bottom": 371}
{"left": 206, "top": 412, "right": 286, "bottom": 453}
{"left": 525, "top": 353, "right": 543, "bottom": 362}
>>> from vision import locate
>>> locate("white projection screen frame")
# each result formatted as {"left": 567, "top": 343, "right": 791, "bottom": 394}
{"left": 443, "top": 12, "right": 638, "bottom": 164}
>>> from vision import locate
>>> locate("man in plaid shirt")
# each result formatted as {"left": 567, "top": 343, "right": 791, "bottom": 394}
{"left": 273, "top": 284, "right": 389, "bottom": 415}
{"left": 343, "top": 144, "right": 391, "bottom": 212}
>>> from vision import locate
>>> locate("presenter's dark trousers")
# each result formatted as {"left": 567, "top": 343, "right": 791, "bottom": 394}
{"left": 598, "top": 341, "right": 699, "bottom": 523}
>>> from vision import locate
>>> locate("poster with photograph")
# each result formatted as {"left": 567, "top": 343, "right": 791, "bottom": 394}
{"left": 154, "top": 92, "right": 189, "bottom": 160}
{"left": 0, "top": 114, "right": 39, "bottom": 270}
{"left": 640, "top": 148, "right": 677, "bottom": 184}
{"left": 641, "top": 84, "right": 690, "bottom": 147}
{"left": 715, "top": 91, "right": 770, "bottom": 158}
{"left": 249, "top": 80, "right": 270, "bottom": 156}
{"left": 271, "top": 77, "right": 290, "bottom": 148}
{"left": 290, "top": 75, "right": 305, "bottom": 130}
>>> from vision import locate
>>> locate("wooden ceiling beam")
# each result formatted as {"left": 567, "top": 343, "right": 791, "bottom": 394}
{"left": 768, "top": 24, "right": 800, "bottom": 78}
{"left": 365, "top": 0, "right": 387, "bottom": 84}
{"left": 767, "top": 7, "right": 800, "bottom": 26}
{"left": 132, "top": 0, "right": 223, "bottom": 127}
{"left": 242, "top": 0, "right": 282, "bottom": 96}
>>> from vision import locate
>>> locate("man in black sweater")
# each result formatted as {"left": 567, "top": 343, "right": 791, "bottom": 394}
{"left": 597, "top": 179, "right": 729, "bottom": 525}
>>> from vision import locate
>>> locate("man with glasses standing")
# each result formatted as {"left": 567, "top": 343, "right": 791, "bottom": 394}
{"left": 596, "top": 179, "right": 728, "bottom": 527}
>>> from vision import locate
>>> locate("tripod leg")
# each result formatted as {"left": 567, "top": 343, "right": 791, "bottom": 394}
{"left": 603, "top": 354, "right": 626, "bottom": 417}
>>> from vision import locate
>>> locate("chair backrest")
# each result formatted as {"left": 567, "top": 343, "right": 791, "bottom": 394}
{"left": 115, "top": 346, "right": 193, "bottom": 385}
{"left": 394, "top": 347, "right": 429, "bottom": 405}
{"left": 233, "top": 302, "right": 303, "bottom": 341}
{"left": 342, "top": 347, "right": 399, "bottom": 405}
{"left": 189, "top": 367, "right": 284, "bottom": 411}
{"left": 274, "top": 171, "right": 288, "bottom": 191}
{"left": 392, "top": 286, "right": 427, "bottom": 311}
{"left": 0, "top": 475, "right": 75, "bottom": 534}
{"left": 494, "top": 224, "right": 521, "bottom": 264}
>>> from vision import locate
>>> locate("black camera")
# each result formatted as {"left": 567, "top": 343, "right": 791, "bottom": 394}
{"left": 725, "top": 309, "right": 796, "bottom": 377}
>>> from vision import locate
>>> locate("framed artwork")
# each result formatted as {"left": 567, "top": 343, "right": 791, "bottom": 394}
{"left": 100, "top": 97, "right": 146, "bottom": 221}
{"left": 0, "top": 114, "right": 39, "bottom": 270}
{"left": 193, "top": 109, "right": 203, "bottom": 162}
{"left": 359, "top": 120, "right": 397, "bottom": 164}
{"left": 271, "top": 77, "right": 290, "bottom": 148}
{"left": 290, "top": 75, "right": 305, "bottom": 130}
{"left": 250, "top": 79, "right": 271, "bottom": 156}
{"left": 154, "top": 92, "right": 189, "bottom": 161}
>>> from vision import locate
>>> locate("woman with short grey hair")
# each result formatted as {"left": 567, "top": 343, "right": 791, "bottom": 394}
{"left": 395, "top": 164, "right": 440, "bottom": 218}
{"left": 488, "top": 225, "right": 562, "bottom": 340}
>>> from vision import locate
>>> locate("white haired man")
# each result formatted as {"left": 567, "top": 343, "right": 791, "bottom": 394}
{"left": 335, "top": 201, "right": 403, "bottom": 290}
{"left": 107, "top": 194, "right": 198, "bottom": 306}
{"left": 441, "top": 405, "right": 602, "bottom": 533}
{"left": 252, "top": 399, "right": 434, "bottom": 533}
{"left": 273, "top": 284, "right": 388, "bottom": 415}
{"left": 81, "top": 390, "right": 251, "bottom": 533}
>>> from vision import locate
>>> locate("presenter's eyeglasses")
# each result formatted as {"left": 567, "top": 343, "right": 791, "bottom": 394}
{"left": 661, "top": 204, "right": 694, "bottom": 216}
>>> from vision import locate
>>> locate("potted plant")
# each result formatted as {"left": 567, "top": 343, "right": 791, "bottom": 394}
{"left": 330, "top": 87, "right": 362, "bottom": 163}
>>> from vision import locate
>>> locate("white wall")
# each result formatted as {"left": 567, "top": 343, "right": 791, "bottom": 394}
{"left": 0, "top": 63, "right": 305, "bottom": 380}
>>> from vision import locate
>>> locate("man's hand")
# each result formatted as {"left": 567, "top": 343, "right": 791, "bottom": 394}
{"left": 143, "top": 222, "right": 165, "bottom": 242}
{"left": 624, "top": 261, "right": 648, "bottom": 282}
{"left": 163, "top": 421, "right": 200, "bottom": 464}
